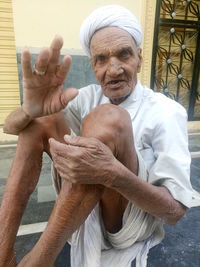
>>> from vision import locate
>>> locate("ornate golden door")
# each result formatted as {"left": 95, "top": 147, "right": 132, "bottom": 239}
{"left": 151, "top": 0, "right": 200, "bottom": 120}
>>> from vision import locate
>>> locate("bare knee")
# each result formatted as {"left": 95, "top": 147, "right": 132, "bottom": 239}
{"left": 82, "top": 104, "right": 134, "bottom": 153}
{"left": 82, "top": 104, "right": 138, "bottom": 173}
{"left": 83, "top": 104, "right": 131, "bottom": 132}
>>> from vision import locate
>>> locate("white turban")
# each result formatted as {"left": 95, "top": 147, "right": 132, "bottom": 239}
{"left": 79, "top": 5, "right": 142, "bottom": 57}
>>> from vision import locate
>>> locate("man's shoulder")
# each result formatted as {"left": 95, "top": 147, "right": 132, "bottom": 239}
{"left": 142, "top": 85, "right": 187, "bottom": 117}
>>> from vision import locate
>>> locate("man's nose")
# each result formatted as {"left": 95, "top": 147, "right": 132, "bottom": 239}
{"left": 107, "top": 58, "right": 123, "bottom": 77}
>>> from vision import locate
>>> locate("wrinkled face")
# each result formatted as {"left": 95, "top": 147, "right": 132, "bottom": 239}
{"left": 90, "top": 27, "right": 142, "bottom": 105}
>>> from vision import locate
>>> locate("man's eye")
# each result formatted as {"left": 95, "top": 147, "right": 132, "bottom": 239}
{"left": 96, "top": 55, "right": 106, "bottom": 63}
{"left": 119, "top": 50, "right": 130, "bottom": 58}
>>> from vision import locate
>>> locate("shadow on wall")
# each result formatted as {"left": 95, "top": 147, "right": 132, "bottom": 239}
{"left": 16, "top": 54, "right": 98, "bottom": 104}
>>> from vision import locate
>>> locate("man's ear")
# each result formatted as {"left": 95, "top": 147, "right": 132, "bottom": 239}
{"left": 137, "top": 48, "right": 143, "bottom": 73}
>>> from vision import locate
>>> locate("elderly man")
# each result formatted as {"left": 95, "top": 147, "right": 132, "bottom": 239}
{"left": 0, "top": 5, "right": 193, "bottom": 267}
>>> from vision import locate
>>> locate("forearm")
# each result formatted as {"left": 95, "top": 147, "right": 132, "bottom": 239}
{"left": 110, "top": 160, "right": 186, "bottom": 224}
{"left": 3, "top": 107, "right": 32, "bottom": 135}
{"left": 19, "top": 183, "right": 104, "bottom": 266}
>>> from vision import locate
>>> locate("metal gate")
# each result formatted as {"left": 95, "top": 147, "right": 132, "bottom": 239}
{"left": 151, "top": 0, "right": 200, "bottom": 120}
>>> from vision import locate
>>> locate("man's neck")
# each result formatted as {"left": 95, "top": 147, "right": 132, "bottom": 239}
{"left": 110, "top": 94, "right": 131, "bottom": 105}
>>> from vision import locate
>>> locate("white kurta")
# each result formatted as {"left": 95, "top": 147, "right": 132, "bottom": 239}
{"left": 56, "top": 81, "right": 193, "bottom": 267}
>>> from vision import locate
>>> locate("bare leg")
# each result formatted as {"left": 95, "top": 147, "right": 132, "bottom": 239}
{"left": 18, "top": 183, "right": 104, "bottom": 266}
{"left": 81, "top": 104, "right": 138, "bottom": 233}
{"left": 0, "top": 111, "right": 105, "bottom": 267}
{"left": 0, "top": 112, "right": 70, "bottom": 267}
{"left": 18, "top": 104, "right": 138, "bottom": 266}
{"left": 0, "top": 122, "right": 43, "bottom": 267}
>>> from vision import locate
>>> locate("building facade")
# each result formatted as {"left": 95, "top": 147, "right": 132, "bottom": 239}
{"left": 0, "top": 0, "right": 199, "bottom": 124}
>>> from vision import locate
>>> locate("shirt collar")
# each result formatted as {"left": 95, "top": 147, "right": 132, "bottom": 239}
{"left": 100, "top": 80, "right": 144, "bottom": 119}
{"left": 119, "top": 80, "right": 144, "bottom": 108}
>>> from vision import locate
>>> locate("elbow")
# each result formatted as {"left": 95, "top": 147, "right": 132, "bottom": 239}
{"left": 165, "top": 202, "right": 186, "bottom": 225}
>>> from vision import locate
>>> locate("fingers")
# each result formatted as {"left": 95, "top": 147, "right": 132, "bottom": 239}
{"left": 49, "top": 137, "right": 87, "bottom": 157}
{"left": 21, "top": 49, "right": 32, "bottom": 79}
{"left": 49, "top": 138, "right": 85, "bottom": 183}
{"left": 60, "top": 88, "right": 78, "bottom": 107}
{"left": 34, "top": 48, "right": 50, "bottom": 74}
{"left": 64, "top": 135, "right": 98, "bottom": 149}
{"left": 22, "top": 35, "right": 68, "bottom": 80}
{"left": 47, "top": 35, "right": 63, "bottom": 74}
{"left": 49, "top": 137, "right": 74, "bottom": 157}
{"left": 56, "top": 55, "right": 72, "bottom": 82}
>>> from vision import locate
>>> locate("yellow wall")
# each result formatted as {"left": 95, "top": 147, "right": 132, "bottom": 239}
{"left": 12, "top": 0, "right": 156, "bottom": 86}
{"left": 0, "top": 0, "right": 20, "bottom": 125}
{"left": 12, "top": 0, "right": 144, "bottom": 51}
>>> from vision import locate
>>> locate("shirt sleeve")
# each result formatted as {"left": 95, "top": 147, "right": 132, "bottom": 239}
{"left": 147, "top": 105, "right": 193, "bottom": 208}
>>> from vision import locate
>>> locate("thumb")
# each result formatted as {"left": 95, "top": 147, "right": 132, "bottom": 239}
{"left": 49, "top": 137, "right": 66, "bottom": 152}
{"left": 61, "top": 88, "right": 78, "bottom": 106}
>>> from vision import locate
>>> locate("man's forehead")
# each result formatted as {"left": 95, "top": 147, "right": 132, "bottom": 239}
{"left": 90, "top": 27, "right": 135, "bottom": 49}
{"left": 91, "top": 45, "right": 133, "bottom": 57}
{"left": 90, "top": 27, "right": 136, "bottom": 54}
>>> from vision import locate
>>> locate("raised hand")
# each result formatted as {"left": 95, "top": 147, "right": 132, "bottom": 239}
{"left": 22, "top": 35, "right": 78, "bottom": 118}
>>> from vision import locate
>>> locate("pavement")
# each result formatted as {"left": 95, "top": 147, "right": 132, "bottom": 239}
{"left": 0, "top": 123, "right": 200, "bottom": 267}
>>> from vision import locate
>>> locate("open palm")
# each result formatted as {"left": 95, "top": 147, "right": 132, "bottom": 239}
{"left": 22, "top": 35, "right": 78, "bottom": 118}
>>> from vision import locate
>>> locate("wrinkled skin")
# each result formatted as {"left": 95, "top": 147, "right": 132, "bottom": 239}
{"left": 90, "top": 27, "right": 142, "bottom": 104}
{"left": 50, "top": 135, "right": 115, "bottom": 185}
{"left": 21, "top": 36, "right": 78, "bottom": 119}
{"left": 0, "top": 35, "right": 79, "bottom": 266}
{"left": 0, "top": 29, "right": 186, "bottom": 267}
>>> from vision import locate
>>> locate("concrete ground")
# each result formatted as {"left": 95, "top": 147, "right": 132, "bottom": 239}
{"left": 0, "top": 126, "right": 200, "bottom": 267}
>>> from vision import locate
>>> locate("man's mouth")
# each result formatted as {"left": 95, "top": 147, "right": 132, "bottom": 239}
{"left": 106, "top": 80, "right": 124, "bottom": 88}
{"left": 107, "top": 79, "right": 123, "bottom": 84}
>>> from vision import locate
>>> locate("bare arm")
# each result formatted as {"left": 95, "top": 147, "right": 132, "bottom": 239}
{"left": 50, "top": 136, "right": 186, "bottom": 225}
{"left": 109, "top": 159, "right": 186, "bottom": 225}
{"left": 18, "top": 133, "right": 185, "bottom": 265}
